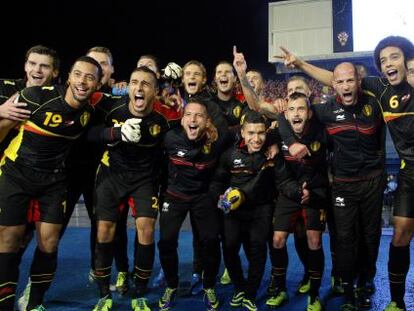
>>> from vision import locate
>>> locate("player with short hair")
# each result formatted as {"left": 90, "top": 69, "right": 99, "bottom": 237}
{"left": 211, "top": 110, "right": 307, "bottom": 311}
{"left": 0, "top": 56, "right": 103, "bottom": 311}
{"left": 269, "top": 92, "right": 328, "bottom": 311}
{"left": 91, "top": 66, "right": 170, "bottom": 311}
{"left": 158, "top": 99, "right": 231, "bottom": 311}
{"left": 277, "top": 37, "right": 414, "bottom": 311}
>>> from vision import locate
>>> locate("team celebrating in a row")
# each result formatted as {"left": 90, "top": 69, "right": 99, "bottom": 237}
{"left": 0, "top": 34, "right": 413, "bottom": 311}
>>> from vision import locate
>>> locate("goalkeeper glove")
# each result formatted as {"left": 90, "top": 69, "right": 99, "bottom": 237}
{"left": 121, "top": 118, "right": 142, "bottom": 143}
{"left": 162, "top": 62, "right": 182, "bottom": 81}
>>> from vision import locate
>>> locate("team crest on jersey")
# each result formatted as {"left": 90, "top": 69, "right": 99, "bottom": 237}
{"left": 149, "top": 124, "right": 161, "bottom": 137}
{"left": 362, "top": 104, "right": 372, "bottom": 117}
{"left": 310, "top": 141, "right": 321, "bottom": 152}
{"left": 233, "top": 106, "right": 242, "bottom": 118}
{"left": 202, "top": 143, "right": 211, "bottom": 154}
{"left": 80, "top": 111, "right": 91, "bottom": 127}
{"left": 239, "top": 114, "right": 246, "bottom": 125}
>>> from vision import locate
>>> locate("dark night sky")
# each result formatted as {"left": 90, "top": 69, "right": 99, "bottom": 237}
{"left": 2, "top": 0, "right": 277, "bottom": 82}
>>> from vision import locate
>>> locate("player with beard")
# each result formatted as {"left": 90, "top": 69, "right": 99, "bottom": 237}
{"left": 277, "top": 37, "right": 414, "bottom": 311}
{"left": 59, "top": 47, "right": 116, "bottom": 296}
{"left": 172, "top": 59, "right": 229, "bottom": 292}
{"left": 110, "top": 54, "right": 184, "bottom": 295}
{"left": 267, "top": 76, "right": 326, "bottom": 299}
{"left": 278, "top": 63, "right": 386, "bottom": 310}
{"left": 268, "top": 92, "right": 328, "bottom": 311}
{"left": 158, "top": 99, "right": 232, "bottom": 311}
{"left": 91, "top": 66, "right": 170, "bottom": 311}
{"left": 0, "top": 56, "right": 104, "bottom": 311}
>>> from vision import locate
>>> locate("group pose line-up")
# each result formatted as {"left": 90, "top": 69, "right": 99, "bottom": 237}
{"left": 0, "top": 35, "right": 413, "bottom": 311}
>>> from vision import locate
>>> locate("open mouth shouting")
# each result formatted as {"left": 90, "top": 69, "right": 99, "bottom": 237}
{"left": 341, "top": 91, "right": 354, "bottom": 105}
{"left": 134, "top": 93, "right": 145, "bottom": 108}
{"left": 290, "top": 117, "right": 305, "bottom": 133}
{"left": 186, "top": 123, "right": 200, "bottom": 139}
{"left": 386, "top": 69, "right": 399, "bottom": 84}
{"left": 185, "top": 81, "right": 199, "bottom": 94}
{"left": 218, "top": 77, "right": 231, "bottom": 91}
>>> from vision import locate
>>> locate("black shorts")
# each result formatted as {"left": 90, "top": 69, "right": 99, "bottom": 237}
{"left": 273, "top": 193, "right": 326, "bottom": 232}
{"left": 394, "top": 161, "right": 414, "bottom": 218}
{"left": 0, "top": 159, "right": 68, "bottom": 226}
{"left": 94, "top": 164, "right": 159, "bottom": 222}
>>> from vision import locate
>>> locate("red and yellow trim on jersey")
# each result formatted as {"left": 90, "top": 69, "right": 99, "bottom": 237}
{"left": 4, "top": 124, "right": 25, "bottom": 162}
{"left": 0, "top": 154, "right": 7, "bottom": 176}
{"left": 101, "top": 150, "right": 110, "bottom": 167}
{"left": 382, "top": 112, "right": 414, "bottom": 123}
{"left": 23, "top": 121, "right": 82, "bottom": 140}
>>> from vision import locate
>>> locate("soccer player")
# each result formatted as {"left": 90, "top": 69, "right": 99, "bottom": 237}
{"left": 279, "top": 62, "right": 386, "bottom": 310}
{"left": 269, "top": 92, "right": 328, "bottom": 311}
{"left": 213, "top": 60, "right": 247, "bottom": 131}
{"left": 158, "top": 99, "right": 231, "bottom": 311}
{"left": 0, "top": 45, "right": 60, "bottom": 143}
{"left": 181, "top": 60, "right": 228, "bottom": 131}
{"left": 87, "top": 46, "right": 115, "bottom": 93}
{"left": 61, "top": 46, "right": 118, "bottom": 295}
{"left": 0, "top": 56, "right": 102, "bottom": 311}
{"left": 211, "top": 110, "right": 308, "bottom": 311}
{"left": 277, "top": 37, "right": 414, "bottom": 311}
{"left": 0, "top": 45, "right": 61, "bottom": 310}
{"left": 0, "top": 45, "right": 62, "bottom": 311}
{"left": 91, "top": 66, "right": 170, "bottom": 311}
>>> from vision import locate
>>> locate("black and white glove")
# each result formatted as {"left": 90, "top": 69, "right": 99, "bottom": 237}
{"left": 121, "top": 118, "right": 142, "bottom": 143}
{"left": 162, "top": 62, "right": 182, "bottom": 81}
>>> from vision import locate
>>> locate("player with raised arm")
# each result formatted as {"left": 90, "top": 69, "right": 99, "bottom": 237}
{"left": 276, "top": 37, "right": 414, "bottom": 311}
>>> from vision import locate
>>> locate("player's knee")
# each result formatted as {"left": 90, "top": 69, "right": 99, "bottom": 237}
{"left": 307, "top": 231, "right": 321, "bottom": 250}
{"left": 392, "top": 228, "right": 413, "bottom": 247}
{"left": 38, "top": 234, "right": 59, "bottom": 253}
{"left": 307, "top": 236, "right": 321, "bottom": 250}
{"left": 0, "top": 227, "right": 23, "bottom": 252}
{"left": 97, "top": 222, "right": 116, "bottom": 243}
{"left": 137, "top": 224, "right": 155, "bottom": 244}
{"left": 272, "top": 234, "right": 286, "bottom": 249}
